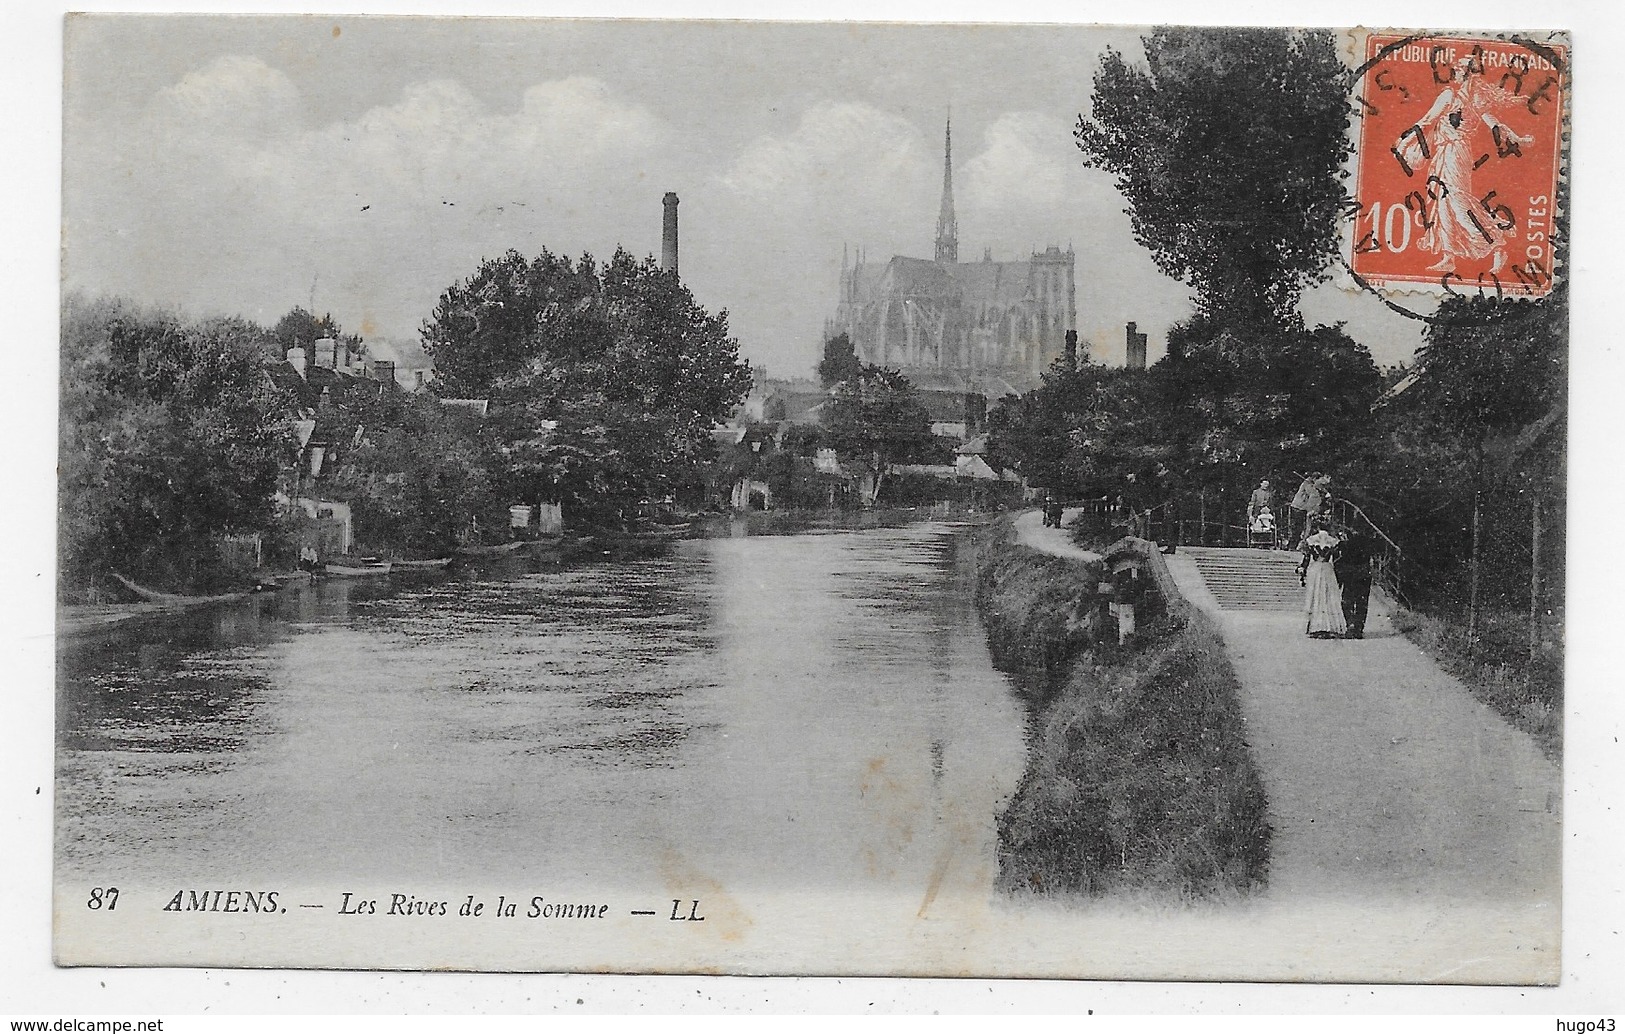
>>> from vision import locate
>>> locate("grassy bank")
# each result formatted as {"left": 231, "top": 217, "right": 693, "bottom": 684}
{"left": 970, "top": 519, "right": 1103, "bottom": 696}
{"left": 975, "top": 520, "right": 1271, "bottom": 898}
{"left": 1391, "top": 603, "right": 1563, "bottom": 761}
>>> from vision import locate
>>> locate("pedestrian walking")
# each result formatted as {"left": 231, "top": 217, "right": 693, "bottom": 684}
{"left": 1297, "top": 515, "right": 1347, "bottom": 639}
{"left": 1335, "top": 525, "right": 1375, "bottom": 639}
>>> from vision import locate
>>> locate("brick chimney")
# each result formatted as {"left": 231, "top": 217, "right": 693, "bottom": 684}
{"left": 661, "top": 192, "right": 679, "bottom": 277}
{"left": 1125, "top": 322, "right": 1148, "bottom": 371}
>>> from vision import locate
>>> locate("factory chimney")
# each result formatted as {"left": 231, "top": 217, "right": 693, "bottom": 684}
{"left": 1125, "top": 322, "right": 1148, "bottom": 371}
{"left": 661, "top": 192, "right": 680, "bottom": 277}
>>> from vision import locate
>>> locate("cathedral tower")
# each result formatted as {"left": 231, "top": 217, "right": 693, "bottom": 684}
{"left": 934, "top": 117, "right": 958, "bottom": 264}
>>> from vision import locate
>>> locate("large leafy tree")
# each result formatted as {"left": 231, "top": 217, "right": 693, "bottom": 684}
{"left": 1047, "top": 27, "right": 1379, "bottom": 511}
{"left": 59, "top": 297, "right": 294, "bottom": 593}
{"left": 1077, "top": 27, "right": 1352, "bottom": 327}
{"left": 818, "top": 331, "right": 863, "bottom": 388}
{"left": 420, "top": 248, "right": 752, "bottom": 519}
{"left": 821, "top": 364, "right": 933, "bottom": 504}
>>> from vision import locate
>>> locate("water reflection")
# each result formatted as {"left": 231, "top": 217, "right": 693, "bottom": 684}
{"left": 56, "top": 525, "right": 1026, "bottom": 896}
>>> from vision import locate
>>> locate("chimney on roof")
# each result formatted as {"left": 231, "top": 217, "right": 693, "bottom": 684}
{"left": 372, "top": 360, "right": 395, "bottom": 385}
{"left": 1126, "top": 322, "right": 1148, "bottom": 371}
{"left": 314, "top": 337, "right": 338, "bottom": 369}
{"left": 287, "top": 346, "right": 308, "bottom": 380}
{"left": 661, "top": 192, "right": 680, "bottom": 277}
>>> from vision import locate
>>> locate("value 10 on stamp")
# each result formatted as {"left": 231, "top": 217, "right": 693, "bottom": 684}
{"left": 1349, "top": 32, "right": 1567, "bottom": 298}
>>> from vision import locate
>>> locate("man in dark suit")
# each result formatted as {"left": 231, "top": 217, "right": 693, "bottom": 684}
{"left": 1335, "top": 527, "right": 1375, "bottom": 638}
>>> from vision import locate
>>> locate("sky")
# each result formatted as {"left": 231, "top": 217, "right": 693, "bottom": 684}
{"left": 61, "top": 15, "right": 1433, "bottom": 379}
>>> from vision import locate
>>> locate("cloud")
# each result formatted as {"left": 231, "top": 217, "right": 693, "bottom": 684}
{"left": 958, "top": 112, "right": 1195, "bottom": 362}
{"left": 142, "top": 54, "right": 301, "bottom": 141}
{"left": 721, "top": 101, "right": 936, "bottom": 245}
{"left": 65, "top": 62, "right": 672, "bottom": 341}
{"left": 709, "top": 102, "right": 941, "bottom": 374}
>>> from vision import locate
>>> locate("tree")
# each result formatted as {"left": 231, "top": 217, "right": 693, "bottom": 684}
{"left": 818, "top": 331, "right": 863, "bottom": 388}
{"left": 1076, "top": 27, "right": 1352, "bottom": 327}
{"left": 270, "top": 306, "right": 363, "bottom": 361}
{"left": 1153, "top": 318, "right": 1382, "bottom": 489}
{"left": 324, "top": 389, "right": 499, "bottom": 557}
{"left": 985, "top": 317, "right": 1381, "bottom": 535}
{"left": 1363, "top": 285, "right": 1568, "bottom": 617}
{"left": 58, "top": 297, "right": 294, "bottom": 594}
{"left": 1409, "top": 288, "right": 1567, "bottom": 455}
{"left": 420, "top": 248, "right": 752, "bottom": 521}
{"left": 821, "top": 364, "right": 933, "bottom": 504}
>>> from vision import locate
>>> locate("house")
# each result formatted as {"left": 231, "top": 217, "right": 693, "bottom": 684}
{"left": 264, "top": 339, "right": 399, "bottom": 558}
{"left": 763, "top": 379, "right": 832, "bottom": 425}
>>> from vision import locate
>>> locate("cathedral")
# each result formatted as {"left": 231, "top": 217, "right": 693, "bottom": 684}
{"left": 827, "top": 119, "right": 1078, "bottom": 396}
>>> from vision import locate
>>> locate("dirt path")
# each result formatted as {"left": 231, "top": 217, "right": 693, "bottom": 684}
{"left": 1012, "top": 508, "right": 1100, "bottom": 563}
{"left": 1012, "top": 511, "right": 1560, "bottom": 977}
{"left": 1160, "top": 551, "right": 1560, "bottom": 906}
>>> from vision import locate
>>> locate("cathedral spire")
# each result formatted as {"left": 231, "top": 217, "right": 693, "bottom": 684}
{"left": 934, "top": 115, "right": 958, "bottom": 265}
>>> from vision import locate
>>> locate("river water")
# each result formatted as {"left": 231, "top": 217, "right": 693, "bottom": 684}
{"left": 56, "top": 523, "right": 1028, "bottom": 902}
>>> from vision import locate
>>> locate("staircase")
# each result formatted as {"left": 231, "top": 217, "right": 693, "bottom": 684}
{"left": 1181, "top": 546, "right": 1304, "bottom": 612}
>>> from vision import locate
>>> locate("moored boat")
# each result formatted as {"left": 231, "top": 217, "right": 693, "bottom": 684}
{"left": 324, "top": 558, "right": 393, "bottom": 577}
{"left": 455, "top": 540, "right": 528, "bottom": 556}
{"left": 111, "top": 572, "right": 255, "bottom": 605}
{"left": 392, "top": 557, "right": 454, "bottom": 570}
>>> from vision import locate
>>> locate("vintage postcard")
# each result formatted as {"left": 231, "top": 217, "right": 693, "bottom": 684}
{"left": 54, "top": 16, "right": 1569, "bottom": 983}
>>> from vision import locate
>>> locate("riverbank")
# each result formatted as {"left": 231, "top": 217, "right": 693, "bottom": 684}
{"left": 974, "top": 513, "right": 1271, "bottom": 898}
{"left": 55, "top": 533, "right": 629, "bottom": 641}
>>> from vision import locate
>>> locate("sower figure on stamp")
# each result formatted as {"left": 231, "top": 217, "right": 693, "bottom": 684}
{"left": 1399, "top": 55, "right": 1535, "bottom": 276}
{"left": 1335, "top": 523, "right": 1375, "bottom": 639}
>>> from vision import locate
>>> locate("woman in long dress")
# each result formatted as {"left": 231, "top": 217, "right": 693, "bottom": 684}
{"left": 1298, "top": 517, "right": 1346, "bottom": 639}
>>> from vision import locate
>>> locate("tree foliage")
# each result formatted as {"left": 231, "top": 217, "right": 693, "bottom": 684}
{"left": 59, "top": 297, "right": 294, "bottom": 593}
{"left": 270, "top": 306, "right": 364, "bottom": 361}
{"left": 818, "top": 331, "right": 863, "bottom": 388}
{"left": 1076, "top": 27, "right": 1352, "bottom": 326}
{"left": 990, "top": 322, "right": 1381, "bottom": 507}
{"left": 323, "top": 389, "right": 500, "bottom": 557}
{"left": 1408, "top": 287, "right": 1568, "bottom": 454}
{"left": 821, "top": 364, "right": 933, "bottom": 502}
{"left": 420, "top": 248, "right": 752, "bottom": 518}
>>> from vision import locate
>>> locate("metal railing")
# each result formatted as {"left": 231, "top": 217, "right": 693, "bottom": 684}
{"left": 1069, "top": 482, "right": 1409, "bottom": 607}
{"left": 1326, "top": 495, "right": 1408, "bottom": 608}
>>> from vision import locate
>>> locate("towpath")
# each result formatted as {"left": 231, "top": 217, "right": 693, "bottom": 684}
{"left": 1012, "top": 508, "right": 1100, "bottom": 563}
{"left": 1012, "top": 509, "right": 1561, "bottom": 979}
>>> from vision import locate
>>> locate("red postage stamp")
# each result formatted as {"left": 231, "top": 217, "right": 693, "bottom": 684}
{"left": 1349, "top": 32, "right": 1567, "bottom": 298}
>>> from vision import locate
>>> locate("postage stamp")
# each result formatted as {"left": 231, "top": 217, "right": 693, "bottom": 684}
{"left": 1347, "top": 32, "right": 1568, "bottom": 299}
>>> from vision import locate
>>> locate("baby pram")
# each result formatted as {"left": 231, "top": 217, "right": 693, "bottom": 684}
{"left": 1248, "top": 507, "right": 1279, "bottom": 549}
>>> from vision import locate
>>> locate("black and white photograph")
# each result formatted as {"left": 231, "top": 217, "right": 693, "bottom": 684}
{"left": 8, "top": 0, "right": 1623, "bottom": 1016}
